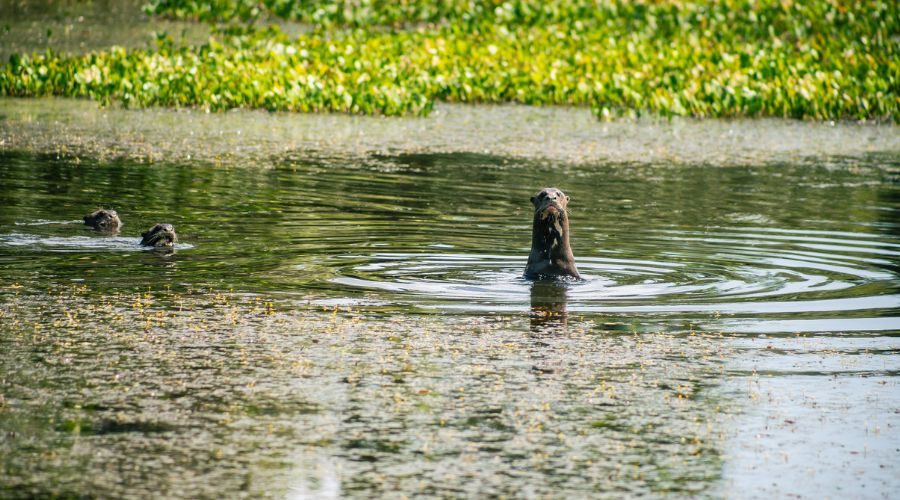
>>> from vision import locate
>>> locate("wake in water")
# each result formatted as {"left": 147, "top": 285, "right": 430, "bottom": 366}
{"left": 326, "top": 227, "right": 900, "bottom": 332}
{"left": 14, "top": 219, "right": 83, "bottom": 226}
{"left": 0, "top": 232, "right": 193, "bottom": 252}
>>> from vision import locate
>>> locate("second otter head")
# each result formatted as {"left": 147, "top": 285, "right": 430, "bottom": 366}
{"left": 83, "top": 209, "right": 121, "bottom": 232}
{"left": 531, "top": 187, "right": 570, "bottom": 220}
{"left": 140, "top": 223, "right": 178, "bottom": 247}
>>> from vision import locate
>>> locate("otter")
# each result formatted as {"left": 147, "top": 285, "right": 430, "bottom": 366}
{"left": 140, "top": 223, "right": 178, "bottom": 247}
{"left": 83, "top": 209, "right": 121, "bottom": 232}
{"left": 524, "top": 187, "right": 580, "bottom": 280}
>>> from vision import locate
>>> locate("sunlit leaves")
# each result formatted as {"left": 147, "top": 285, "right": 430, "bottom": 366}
{"left": 1, "top": 0, "right": 896, "bottom": 121}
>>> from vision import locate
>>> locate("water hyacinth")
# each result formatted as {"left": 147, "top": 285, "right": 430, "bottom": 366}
{"left": 1, "top": 0, "right": 897, "bottom": 121}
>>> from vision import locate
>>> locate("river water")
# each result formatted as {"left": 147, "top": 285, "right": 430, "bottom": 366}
{"left": 0, "top": 98, "right": 898, "bottom": 498}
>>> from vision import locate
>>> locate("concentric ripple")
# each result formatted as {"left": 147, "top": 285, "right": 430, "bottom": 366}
{"left": 329, "top": 227, "right": 900, "bottom": 330}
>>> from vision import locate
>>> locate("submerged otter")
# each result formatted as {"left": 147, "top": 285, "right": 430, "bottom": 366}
{"left": 83, "top": 209, "right": 121, "bottom": 232}
{"left": 140, "top": 223, "right": 178, "bottom": 247}
{"left": 524, "top": 187, "right": 580, "bottom": 280}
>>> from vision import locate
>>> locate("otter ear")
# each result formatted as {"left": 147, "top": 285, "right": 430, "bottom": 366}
{"left": 530, "top": 196, "right": 536, "bottom": 205}
{"left": 566, "top": 195, "right": 570, "bottom": 202}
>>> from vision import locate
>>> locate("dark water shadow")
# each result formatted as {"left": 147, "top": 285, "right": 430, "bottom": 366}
{"left": 529, "top": 280, "right": 569, "bottom": 332}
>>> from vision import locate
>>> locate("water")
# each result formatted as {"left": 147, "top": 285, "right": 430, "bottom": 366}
{"left": 3, "top": 149, "right": 897, "bottom": 326}
{"left": 0, "top": 0, "right": 210, "bottom": 62}
{"left": 0, "top": 100, "right": 898, "bottom": 497}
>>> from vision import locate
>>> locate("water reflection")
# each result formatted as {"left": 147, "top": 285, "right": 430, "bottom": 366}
{"left": 529, "top": 280, "right": 569, "bottom": 330}
{"left": 1, "top": 150, "right": 898, "bottom": 334}
{"left": 0, "top": 146, "right": 897, "bottom": 498}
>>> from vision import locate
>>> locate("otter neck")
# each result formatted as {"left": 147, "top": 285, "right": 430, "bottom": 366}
{"left": 532, "top": 211, "right": 572, "bottom": 259}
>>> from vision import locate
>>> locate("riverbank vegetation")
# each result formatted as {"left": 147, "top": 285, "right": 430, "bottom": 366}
{"left": 1, "top": 0, "right": 897, "bottom": 120}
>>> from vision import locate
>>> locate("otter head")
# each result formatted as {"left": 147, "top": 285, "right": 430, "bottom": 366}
{"left": 140, "top": 223, "right": 178, "bottom": 247}
{"left": 531, "top": 187, "right": 570, "bottom": 221}
{"left": 83, "top": 209, "right": 121, "bottom": 232}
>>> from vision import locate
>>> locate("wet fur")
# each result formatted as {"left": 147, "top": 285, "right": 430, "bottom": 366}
{"left": 83, "top": 209, "right": 121, "bottom": 231}
{"left": 524, "top": 187, "right": 580, "bottom": 280}
{"left": 140, "top": 223, "right": 178, "bottom": 247}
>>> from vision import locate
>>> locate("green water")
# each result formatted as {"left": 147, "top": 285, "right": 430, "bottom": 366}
{"left": 2, "top": 150, "right": 898, "bottom": 322}
{"left": 0, "top": 0, "right": 212, "bottom": 62}
{"left": 1, "top": 1, "right": 898, "bottom": 495}
{"left": 1, "top": 99, "right": 899, "bottom": 497}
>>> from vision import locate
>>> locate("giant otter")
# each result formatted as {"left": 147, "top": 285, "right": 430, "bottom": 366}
{"left": 524, "top": 187, "right": 580, "bottom": 280}
{"left": 140, "top": 223, "right": 178, "bottom": 247}
{"left": 83, "top": 209, "right": 121, "bottom": 232}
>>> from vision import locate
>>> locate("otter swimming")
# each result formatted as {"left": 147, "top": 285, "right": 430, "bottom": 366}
{"left": 524, "top": 187, "right": 580, "bottom": 280}
{"left": 83, "top": 209, "right": 121, "bottom": 232}
{"left": 140, "top": 223, "right": 178, "bottom": 247}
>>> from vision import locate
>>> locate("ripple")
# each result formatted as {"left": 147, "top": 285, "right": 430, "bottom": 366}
{"left": 0, "top": 232, "right": 194, "bottom": 252}
{"left": 14, "top": 219, "right": 82, "bottom": 226}
{"left": 328, "top": 228, "right": 900, "bottom": 326}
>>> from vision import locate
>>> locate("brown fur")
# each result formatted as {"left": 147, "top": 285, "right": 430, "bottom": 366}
{"left": 140, "top": 223, "right": 177, "bottom": 247}
{"left": 83, "top": 209, "right": 121, "bottom": 232}
{"left": 524, "top": 187, "right": 580, "bottom": 280}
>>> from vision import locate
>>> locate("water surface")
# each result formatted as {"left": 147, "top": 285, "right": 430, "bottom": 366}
{"left": 0, "top": 102, "right": 898, "bottom": 498}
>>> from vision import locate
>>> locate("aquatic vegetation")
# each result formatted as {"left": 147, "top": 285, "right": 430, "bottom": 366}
{"left": 2, "top": 98, "right": 897, "bottom": 168}
{"left": 1, "top": 0, "right": 898, "bottom": 119}
{"left": 0, "top": 284, "right": 731, "bottom": 496}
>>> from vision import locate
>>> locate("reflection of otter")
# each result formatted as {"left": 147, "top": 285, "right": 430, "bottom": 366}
{"left": 524, "top": 187, "right": 580, "bottom": 279}
{"left": 83, "top": 209, "right": 121, "bottom": 232}
{"left": 530, "top": 280, "right": 569, "bottom": 329}
{"left": 140, "top": 223, "right": 178, "bottom": 247}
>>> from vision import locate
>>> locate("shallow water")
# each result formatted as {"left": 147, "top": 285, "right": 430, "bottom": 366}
{"left": 0, "top": 0, "right": 210, "bottom": 61}
{"left": 0, "top": 101, "right": 899, "bottom": 498}
{"left": 2, "top": 150, "right": 897, "bottom": 329}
